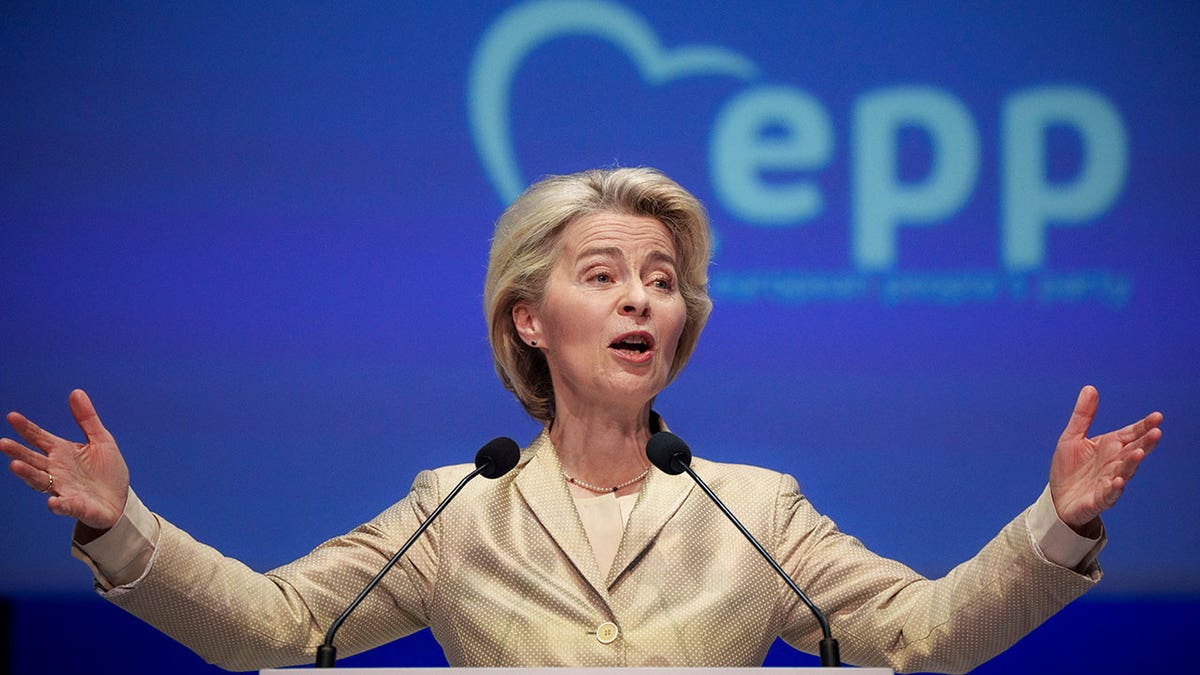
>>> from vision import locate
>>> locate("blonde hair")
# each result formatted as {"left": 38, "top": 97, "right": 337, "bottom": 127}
{"left": 484, "top": 167, "right": 713, "bottom": 422}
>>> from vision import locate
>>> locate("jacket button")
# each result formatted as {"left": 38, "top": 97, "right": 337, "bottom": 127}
{"left": 595, "top": 621, "right": 619, "bottom": 644}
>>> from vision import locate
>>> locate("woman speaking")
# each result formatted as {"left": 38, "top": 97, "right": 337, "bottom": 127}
{"left": 2, "top": 168, "right": 1163, "bottom": 672}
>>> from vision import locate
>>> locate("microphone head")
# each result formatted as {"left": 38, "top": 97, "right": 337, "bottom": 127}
{"left": 475, "top": 437, "right": 521, "bottom": 479}
{"left": 646, "top": 431, "right": 691, "bottom": 475}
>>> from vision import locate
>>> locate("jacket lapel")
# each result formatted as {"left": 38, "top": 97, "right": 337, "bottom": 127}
{"left": 606, "top": 461, "right": 694, "bottom": 586}
{"left": 514, "top": 430, "right": 611, "bottom": 601}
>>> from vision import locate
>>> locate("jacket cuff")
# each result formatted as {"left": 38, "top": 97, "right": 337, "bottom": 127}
{"left": 1028, "top": 483, "right": 1105, "bottom": 574}
{"left": 70, "top": 487, "right": 159, "bottom": 590}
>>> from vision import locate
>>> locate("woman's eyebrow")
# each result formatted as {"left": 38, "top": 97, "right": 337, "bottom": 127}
{"left": 645, "top": 250, "right": 677, "bottom": 268}
{"left": 577, "top": 246, "right": 624, "bottom": 261}
{"left": 576, "top": 246, "right": 676, "bottom": 269}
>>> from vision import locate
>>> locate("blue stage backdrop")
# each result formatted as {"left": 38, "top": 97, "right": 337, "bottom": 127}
{"left": 2, "top": 2, "right": 1197, "bottom": 673}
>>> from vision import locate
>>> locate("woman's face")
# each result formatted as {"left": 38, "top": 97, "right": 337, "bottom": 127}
{"left": 514, "top": 211, "right": 687, "bottom": 413}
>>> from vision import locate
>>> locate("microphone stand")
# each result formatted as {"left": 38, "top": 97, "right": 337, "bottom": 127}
{"left": 676, "top": 460, "right": 841, "bottom": 667}
{"left": 648, "top": 431, "right": 840, "bottom": 668}
{"left": 315, "top": 437, "right": 518, "bottom": 666}
{"left": 315, "top": 464, "right": 489, "bottom": 667}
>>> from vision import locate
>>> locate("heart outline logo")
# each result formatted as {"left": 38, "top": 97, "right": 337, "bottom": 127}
{"left": 468, "top": 0, "right": 760, "bottom": 202}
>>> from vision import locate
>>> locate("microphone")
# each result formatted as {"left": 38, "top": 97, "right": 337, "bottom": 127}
{"left": 315, "top": 437, "right": 521, "bottom": 668}
{"left": 646, "top": 431, "right": 841, "bottom": 668}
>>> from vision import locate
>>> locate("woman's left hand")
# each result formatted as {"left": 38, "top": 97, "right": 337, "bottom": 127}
{"left": 1049, "top": 385, "right": 1163, "bottom": 536}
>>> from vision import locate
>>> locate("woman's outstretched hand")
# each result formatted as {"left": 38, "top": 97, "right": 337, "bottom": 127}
{"left": 2, "top": 389, "right": 130, "bottom": 535}
{"left": 1049, "top": 385, "right": 1163, "bottom": 536}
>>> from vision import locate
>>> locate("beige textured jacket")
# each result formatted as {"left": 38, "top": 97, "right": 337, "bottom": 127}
{"left": 101, "top": 430, "right": 1099, "bottom": 673}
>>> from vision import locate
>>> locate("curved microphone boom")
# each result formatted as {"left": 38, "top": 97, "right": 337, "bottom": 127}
{"left": 646, "top": 431, "right": 841, "bottom": 668}
{"left": 315, "top": 436, "right": 521, "bottom": 668}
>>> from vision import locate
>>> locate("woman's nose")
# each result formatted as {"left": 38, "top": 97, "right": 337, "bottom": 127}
{"left": 619, "top": 283, "right": 650, "bottom": 317}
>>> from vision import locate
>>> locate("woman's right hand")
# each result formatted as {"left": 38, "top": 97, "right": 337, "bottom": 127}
{"left": 2, "top": 389, "right": 130, "bottom": 536}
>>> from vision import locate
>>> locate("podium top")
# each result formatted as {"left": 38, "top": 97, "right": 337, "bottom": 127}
{"left": 261, "top": 669, "right": 893, "bottom": 674}
{"left": 260, "top": 662, "right": 892, "bottom": 667}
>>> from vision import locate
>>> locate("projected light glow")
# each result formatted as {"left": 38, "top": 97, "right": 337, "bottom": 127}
{"left": 1, "top": 2, "right": 1196, "bottom": 673}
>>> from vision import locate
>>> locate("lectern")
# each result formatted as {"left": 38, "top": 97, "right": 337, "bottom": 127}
{"left": 262, "top": 669, "right": 893, "bottom": 674}
{"left": 260, "top": 662, "right": 892, "bottom": 667}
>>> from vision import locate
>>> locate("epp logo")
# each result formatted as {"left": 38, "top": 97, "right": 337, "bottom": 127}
{"left": 467, "top": 0, "right": 1129, "bottom": 289}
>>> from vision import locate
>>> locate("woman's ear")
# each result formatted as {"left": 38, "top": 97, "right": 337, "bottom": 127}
{"left": 512, "top": 302, "right": 542, "bottom": 347}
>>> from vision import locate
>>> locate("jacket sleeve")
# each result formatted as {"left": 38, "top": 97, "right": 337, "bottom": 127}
{"left": 98, "top": 468, "right": 446, "bottom": 672}
{"left": 772, "top": 473, "right": 1101, "bottom": 674}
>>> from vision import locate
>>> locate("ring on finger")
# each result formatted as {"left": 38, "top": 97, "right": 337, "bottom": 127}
{"left": 40, "top": 473, "right": 54, "bottom": 494}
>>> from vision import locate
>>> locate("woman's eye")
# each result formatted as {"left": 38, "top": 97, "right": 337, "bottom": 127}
{"left": 652, "top": 277, "right": 674, "bottom": 291}
{"left": 595, "top": 273, "right": 612, "bottom": 283}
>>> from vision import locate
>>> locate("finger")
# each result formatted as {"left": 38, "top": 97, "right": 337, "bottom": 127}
{"left": 1059, "top": 385, "right": 1099, "bottom": 442}
{"left": 1123, "top": 426, "right": 1163, "bottom": 458}
{"left": 1099, "top": 476, "right": 1126, "bottom": 511}
{"left": 69, "top": 389, "right": 114, "bottom": 445}
{"left": 1115, "top": 447, "right": 1146, "bottom": 481}
{"left": 1114, "top": 411, "right": 1164, "bottom": 444}
{"left": 0, "top": 437, "right": 49, "bottom": 470}
{"left": 48, "top": 495, "right": 118, "bottom": 531}
{"left": 8, "top": 458, "right": 54, "bottom": 493}
{"left": 4, "top": 412, "right": 70, "bottom": 454}
{"left": 46, "top": 495, "right": 79, "bottom": 520}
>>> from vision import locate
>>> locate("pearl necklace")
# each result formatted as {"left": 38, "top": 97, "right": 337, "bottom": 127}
{"left": 562, "top": 467, "right": 650, "bottom": 493}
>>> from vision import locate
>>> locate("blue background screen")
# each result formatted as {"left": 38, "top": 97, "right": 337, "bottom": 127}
{"left": 2, "top": 2, "right": 1197, "bottom": 672}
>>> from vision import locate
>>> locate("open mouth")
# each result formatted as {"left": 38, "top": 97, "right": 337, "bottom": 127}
{"left": 609, "top": 332, "right": 655, "bottom": 355}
